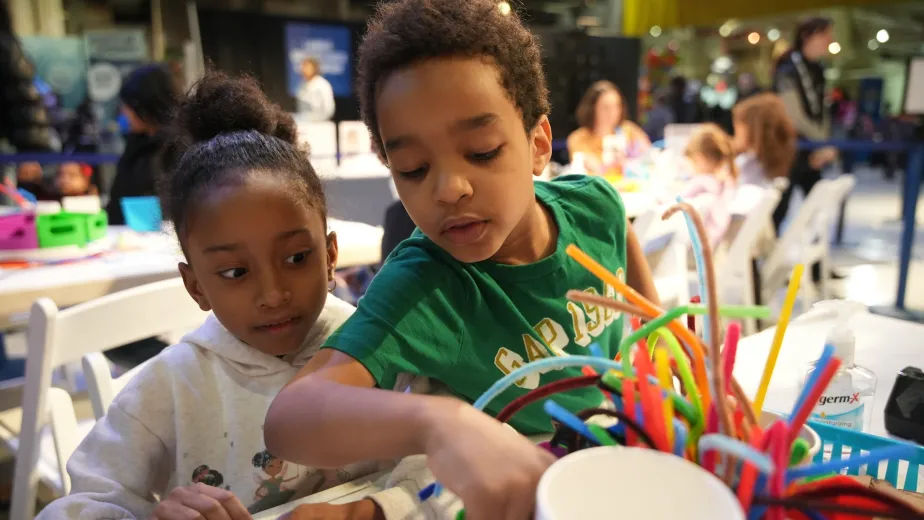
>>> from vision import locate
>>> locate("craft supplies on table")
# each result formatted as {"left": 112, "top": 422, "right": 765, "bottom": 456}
{"left": 417, "top": 197, "right": 924, "bottom": 519}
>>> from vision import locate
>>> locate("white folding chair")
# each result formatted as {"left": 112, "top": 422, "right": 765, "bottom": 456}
{"left": 9, "top": 278, "right": 209, "bottom": 520}
{"left": 634, "top": 203, "right": 693, "bottom": 308}
{"left": 718, "top": 186, "right": 782, "bottom": 335}
{"left": 760, "top": 175, "right": 856, "bottom": 308}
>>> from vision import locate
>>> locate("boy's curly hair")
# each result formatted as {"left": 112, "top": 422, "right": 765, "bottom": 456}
{"left": 733, "top": 93, "right": 797, "bottom": 179}
{"left": 357, "top": 0, "right": 551, "bottom": 158}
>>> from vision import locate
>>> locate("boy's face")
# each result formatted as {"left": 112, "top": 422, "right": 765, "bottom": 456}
{"left": 376, "top": 57, "right": 552, "bottom": 263}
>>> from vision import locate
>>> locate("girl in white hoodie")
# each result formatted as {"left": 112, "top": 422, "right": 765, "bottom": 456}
{"left": 38, "top": 72, "right": 384, "bottom": 520}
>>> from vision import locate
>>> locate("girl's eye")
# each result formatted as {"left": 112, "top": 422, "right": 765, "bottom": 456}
{"left": 469, "top": 145, "right": 503, "bottom": 163}
{"left": 285, "top": 251, "right": 311, "bottom": 265}
{"left": 218, "top": 267, "right": 247, "bottom": 280}
{"left": 397, "top": 166, "right": 428, "bottom": 180}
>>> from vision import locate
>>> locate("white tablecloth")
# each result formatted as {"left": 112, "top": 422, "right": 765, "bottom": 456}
{"left": 0, "top": 220, "right": 383, "bottom": 329}
{"left": 734, "top": 310, "right": 924, "bottom": 438}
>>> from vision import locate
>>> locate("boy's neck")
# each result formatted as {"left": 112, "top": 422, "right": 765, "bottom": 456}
{"left": 490, "top": 198, "right": 557, "bottom": 265}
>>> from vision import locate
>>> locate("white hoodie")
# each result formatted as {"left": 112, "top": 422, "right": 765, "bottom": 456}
{"left": 38, "top": 294, "right": 390, "bottom": 519}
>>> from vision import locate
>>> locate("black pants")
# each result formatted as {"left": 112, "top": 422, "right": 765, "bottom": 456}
{"left": 772, "top": 151, "right": 824, "bottom": 282}
{"left": 773, "top": 151, "right": 822, "bottom": 232}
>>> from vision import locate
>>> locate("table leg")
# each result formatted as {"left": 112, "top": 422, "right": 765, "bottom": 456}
{"left": 871, "top": 144, "right": 924, "bottom": 322}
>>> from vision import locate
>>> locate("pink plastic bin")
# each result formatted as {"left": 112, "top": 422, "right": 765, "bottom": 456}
{"left": 0, "top": 212, "right": 39, "bottom": 250}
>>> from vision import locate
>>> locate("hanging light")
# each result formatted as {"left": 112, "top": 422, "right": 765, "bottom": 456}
{"left": 497, "top": 1, "right": 511, "bottom": 16}
{"left": 767, "top": 28, "right": 780, "bottom": 42}
{"left": 650, "top": 26, "right": 662, "bottom": 37}
{"left": 876, "top": 29, "right": 890, "bottom": 43}
{"left": 868, "top": 39, "right": 880, "bottom": 50}
{"left": 828, "top": 42, "right": 841, "bottom": 55}
{"left": 748, "top": 32, "right": 760, "bottom": 44}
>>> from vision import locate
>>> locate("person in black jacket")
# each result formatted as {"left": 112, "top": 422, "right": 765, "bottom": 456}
{"left": 105, "top": 64, "right": 180, "bottom": 225}
{"left": 0, "top": 2, "right": 53, "bottom": 152}
{"left": 772, "top": 17, "right": 838, "bottom": 231}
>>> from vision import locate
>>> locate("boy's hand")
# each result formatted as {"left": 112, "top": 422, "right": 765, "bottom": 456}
{"left": 425, "top": 401, "right": 555, "bottom": 520}
{"left": 284, "top": 499, "right": 383, "bottom": 520}
{"left": 149, "top": 483, "right": 252, "bottom": 520}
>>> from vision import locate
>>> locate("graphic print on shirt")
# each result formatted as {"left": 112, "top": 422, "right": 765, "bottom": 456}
{"left": 191, "top": 464, "right": 229, "bottom": 490}
{"left": 493, "top": 268, "right": 625, "bottom": 389}
{"left": 247, "top": 450, "right": 300, "bottom": 513}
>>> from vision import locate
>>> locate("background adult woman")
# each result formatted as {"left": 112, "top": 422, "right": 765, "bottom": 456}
{"left": 567, "top": 80, "right": 650, "bottom": 173}
{"left": 771, "top": 17, "right": 838, "bottom": 230}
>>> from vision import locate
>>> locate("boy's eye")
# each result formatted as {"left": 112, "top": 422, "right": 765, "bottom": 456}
{"left": 285, "top": 251, "right": 311, "bottom": 265}
{"left": 218, "top": 267, "right": 247, "bottom": 280}
{"left": 397, "top": 166, "right": 428, "bottom": 180}
{"left": 469, "top": 145, "right": 503, "bottom": 163}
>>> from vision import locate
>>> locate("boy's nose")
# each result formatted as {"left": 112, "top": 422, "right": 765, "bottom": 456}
{"left": 433, "top": 171, "right": 473, "bottom": 204}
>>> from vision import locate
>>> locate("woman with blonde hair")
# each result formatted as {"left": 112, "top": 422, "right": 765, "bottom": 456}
{"left": 567, "top": 80, "right": 650, "bottom": 173}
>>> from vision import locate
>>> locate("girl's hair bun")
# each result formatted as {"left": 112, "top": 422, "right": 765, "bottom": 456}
{"left": 177, "top": 71, "right": 297, "bottom": 146}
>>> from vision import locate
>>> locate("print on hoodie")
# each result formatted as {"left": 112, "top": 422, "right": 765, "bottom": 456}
{"left": 248, "top": 450, "right": 299, "bottom": 513}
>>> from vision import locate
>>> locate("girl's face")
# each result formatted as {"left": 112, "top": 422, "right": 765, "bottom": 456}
{"left": 179, "top": 175, "right": 337, "bottom": 356}
{"left": 688, "top": 152, "right": 719, "bottom": 175}
{"left": 265, "top": 458, "right": 284, "bottom": 477}
{"left": 732, "top": 119, "right": 749, "bottom": 154}
{"left": 595, "top": 90, "right": 622, "bottom": 131}
{"left": 375, "top": 56, "right": 552, "bottom": 264}
{"left": 57, "top": 163, "right": 89, "bottom": 196}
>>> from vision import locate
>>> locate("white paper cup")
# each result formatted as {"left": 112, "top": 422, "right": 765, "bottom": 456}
{"left": 535, "top": 446, "right": 744, "bottom": 520}
{"left": 759, "top": 410, "right": 821, "bottom": 463}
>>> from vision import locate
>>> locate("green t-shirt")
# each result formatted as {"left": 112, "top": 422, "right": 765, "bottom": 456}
{"left": 325, "top": 175, "right": 628, "bottom": 434}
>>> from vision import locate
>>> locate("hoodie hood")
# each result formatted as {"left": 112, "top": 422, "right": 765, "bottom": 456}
{"left": 180, "top": 294, "right": 355, "bottom": 378}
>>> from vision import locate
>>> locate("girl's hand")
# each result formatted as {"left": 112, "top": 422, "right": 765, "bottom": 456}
{"left": 284, "top": 499, "right": 383, "bottom": 520}
{"left": 424, "top": 400, "right": 555, "bottom": 520}
{"left": 149, "top": 483, "right": 252, "bottom": 520}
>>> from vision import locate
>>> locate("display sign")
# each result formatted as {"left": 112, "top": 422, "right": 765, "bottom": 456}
{"left": 284, "top": 22, "right": 352, "bottom": 98}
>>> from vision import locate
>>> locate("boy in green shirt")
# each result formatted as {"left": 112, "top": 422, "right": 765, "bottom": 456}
{"left": 266, "top": 0, "right": 660, "bottom": 517}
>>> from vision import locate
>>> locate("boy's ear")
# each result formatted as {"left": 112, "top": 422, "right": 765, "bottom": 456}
{"left": 179, "top": 262, "right": 212, "bottom": 312}
{"left": 530, "top": 115, "right": 553, "bottom": 176}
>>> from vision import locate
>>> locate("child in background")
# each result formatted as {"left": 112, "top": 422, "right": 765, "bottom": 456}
{"left": 38, "top": 73, "right": 384, "bottom": 520}
{"left": 14, "top": 162, "right": 54, "bottom": 201}
{"left": 56, "top": 162, "right": 97, "bottom": 197}
{"left": 732, "top": 93, "right": 797, "bottom": 188}
{"left": 681, "top": 123, "right": 739, "bottom": 248}
{"left": 265, "top": 1, "right": 661, "bottom": 518}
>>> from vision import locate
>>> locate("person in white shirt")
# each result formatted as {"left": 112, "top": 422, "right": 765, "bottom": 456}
{"left": 296, "top": 57, "right": 336, "bottom": 121}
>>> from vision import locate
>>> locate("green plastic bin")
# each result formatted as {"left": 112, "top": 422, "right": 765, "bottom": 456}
{"left": 36, "top": 213, "right": 88, "bottom": 248}
{"left": 85, "top": 211, "right": 108, "bottom": 242}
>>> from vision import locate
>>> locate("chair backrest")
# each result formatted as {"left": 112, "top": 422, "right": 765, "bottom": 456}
{"left": 11, "top": 278, "right": 209, "bottom": 520}
{"left": 634, "top": 202, "right": 695, "bottom": 306}
{"left": 46, "top": 387, "right": 79, "bottom": 495}
{"left": 762, "top": 175, "right": 855, "bottom": 282}
{"left": 83, "top": 353, "right": 150, "bottom": 420}
{"left": 725, "top": 186, "right": 782, "bottom": 274}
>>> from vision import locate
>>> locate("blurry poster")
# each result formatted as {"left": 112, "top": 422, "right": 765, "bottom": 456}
{"left": 85, "top": 29, "right": 149, "bottom": 124}
{"left": 20, "top": 36, "right": 87, "bottom": 111}
{"left": 284, "top": 22, "right": 351, "bottom": 97}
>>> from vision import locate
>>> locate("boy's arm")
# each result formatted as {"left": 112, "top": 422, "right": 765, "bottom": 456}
{"left": 265, "top": 349, "right": 555, "bottom": 520}
{"left": 625, "top": 219, "right": 661, "bottom": 307}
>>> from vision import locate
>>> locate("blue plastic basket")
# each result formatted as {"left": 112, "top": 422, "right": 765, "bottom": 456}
{"left": 808, "top": 420, "right": 924, "bottom": 492}
{"left": 120, "top": 196, "right": 162, "bottom": 232}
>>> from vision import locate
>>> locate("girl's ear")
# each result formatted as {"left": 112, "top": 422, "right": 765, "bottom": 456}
{"left": 530, "top": 115, "right": 553, "bottom": 176}
{"left": 179, "top": 262, "right": 212, "bottom": 312}
{"left": 326, "top": 231, "right": 339, "bottom": 281}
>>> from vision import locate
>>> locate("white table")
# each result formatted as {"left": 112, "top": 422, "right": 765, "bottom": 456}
{"left": 734, "top": 309, "right": 924, "bottom": 438}
{"left": 0, "top": 220, "right": 383, "bottom": 329}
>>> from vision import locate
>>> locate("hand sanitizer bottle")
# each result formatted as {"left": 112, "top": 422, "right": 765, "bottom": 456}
{"left": 802, "top": 300, "right": 876, "bottom": 432}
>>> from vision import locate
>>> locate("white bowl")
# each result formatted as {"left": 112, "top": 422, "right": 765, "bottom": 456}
{"left": 535, "top": 446, "right": 744, "bottom": 520}
{"left": 759, "top": 410, "right": 822, "bottom": 463}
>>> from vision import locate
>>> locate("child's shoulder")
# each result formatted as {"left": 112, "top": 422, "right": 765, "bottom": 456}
{"left": 537, "top": 175, "right": 625, "bottom": 220}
